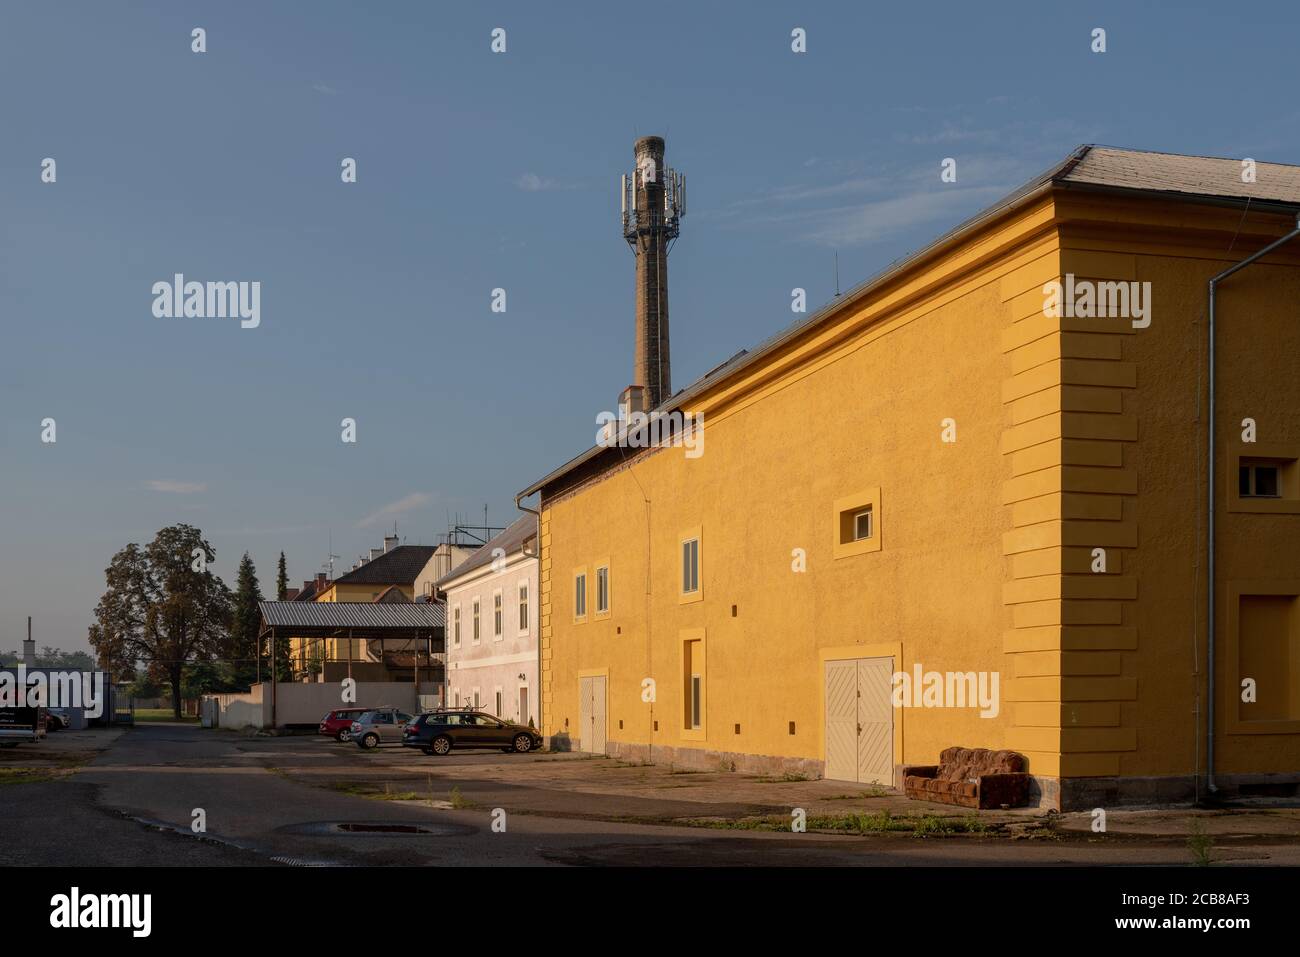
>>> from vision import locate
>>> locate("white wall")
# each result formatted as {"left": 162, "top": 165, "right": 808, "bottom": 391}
{"left": 442, "top": 549, "right": 539, "bottom": 725}
{"left": 206, "top": 681, "right": 440, "bottom": 729}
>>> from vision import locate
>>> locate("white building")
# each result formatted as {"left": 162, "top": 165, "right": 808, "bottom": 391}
{"left": 436, "top": 515, "right": 539, "bottom": 726}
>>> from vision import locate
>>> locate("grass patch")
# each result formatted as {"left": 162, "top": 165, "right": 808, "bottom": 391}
{"left": 449, "top": 785, "right": 474, "bottom": 809}
{"left": 668, "top": 767, "right": 706, "bottom": 775}
{"left": 825, "top": 787, "right": 890, "bottom": 800}
{"left": 685, "top": 810, "right": 999, "bottom": 836}
{"left": 0, "top": 767, "right": 61, "bottom": 786}
{"left": 323, "top": 780, "right": 421, "bottom": 802}
{"left": 133, "top": 709, "right": 199, "bottom": 723}
{"left": 754, "top": 771, "right": 811, "bottom": 783}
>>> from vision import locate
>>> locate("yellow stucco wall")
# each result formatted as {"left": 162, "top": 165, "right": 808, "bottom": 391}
{"left": 542, "top": 197, "right": 1057, "bottom": 775}
{"left": 538, "top": 190, "right": 1300, "bottom": 795}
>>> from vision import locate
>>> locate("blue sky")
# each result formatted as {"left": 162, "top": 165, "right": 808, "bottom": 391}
{"left": 4, "top": 1, "right": 1299, "bottom": 653}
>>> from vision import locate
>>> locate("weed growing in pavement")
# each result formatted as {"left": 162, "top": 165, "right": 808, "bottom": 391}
{"left": 1188, "top": 820, "right": 1215, "bottom": 866}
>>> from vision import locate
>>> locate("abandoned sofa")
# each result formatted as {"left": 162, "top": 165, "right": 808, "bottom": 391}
{"left": 903, "top": 746, "right": 1031, "bottom": 809}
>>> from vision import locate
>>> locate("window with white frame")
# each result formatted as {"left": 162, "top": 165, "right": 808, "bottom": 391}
{"left": 452, "top": 604, "right": 461, "bottom": 647}
{"left": 518, "top": 581, "right": 529, "bottom": 632}
{"left": 681, "top": 538, "right": 700, "bottom": 594}
{"left": 493, "top": 590, "right": 503, "bottom": 639}
{"left": 472, "top": 598, "right": 481, "bottom": 644}
{"left": 596, "top": 565, "right": 609, "bottom": 615}
{"left": 575, "top": 572, "right": 587, "bottom": 619}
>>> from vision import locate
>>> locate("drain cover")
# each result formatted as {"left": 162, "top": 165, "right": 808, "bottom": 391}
{"left": 276, "top": 820, "right": 475, "bottom": 838}
{"left": 337, "top": 823, "right": 431, "bottom": 834}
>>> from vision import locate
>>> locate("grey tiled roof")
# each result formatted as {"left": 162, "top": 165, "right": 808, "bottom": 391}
{"left": 1060, "top": 146, "right": 1300, "bottom": 205}
{"left": 331, "top": 545, "right": 437, "bottom": 586}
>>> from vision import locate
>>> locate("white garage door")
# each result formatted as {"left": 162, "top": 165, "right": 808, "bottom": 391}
{"left": 824, "top": 657, "right": 893, "bottom": 785}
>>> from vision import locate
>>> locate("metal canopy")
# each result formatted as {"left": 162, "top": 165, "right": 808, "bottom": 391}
{"left": 257, "top": 600, "right": 445, "bottom": 639}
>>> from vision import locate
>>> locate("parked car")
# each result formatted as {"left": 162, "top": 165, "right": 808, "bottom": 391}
{"left": 319, "top": 707, "right": 371, "bottom": 742}
{"left": 0, "top": 707, "right": 47, "bottom": 747}
{"left": 45, "top": 708, "right": 71, "bottom": 731}
{"left": 402, "top": 710, "right": 542, "bottom": 756}
{"left": 350, "top": 708, "right": 414, "bottom": 749}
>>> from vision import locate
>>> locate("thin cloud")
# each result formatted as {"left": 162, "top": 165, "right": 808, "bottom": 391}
{"left": 312, "top": 82, "right": 337, "bottom": 95}
{"left": 515, "top": 172, "right": 573, "bottom": 192}
{"left": 146, "top": 480, "right": 207, "bottom": 494}
{"left": 356, "top": 492, "right": 432, "bottom": 529}
{"left": 797, "top": 185, "right": 1011, "bottom": 247}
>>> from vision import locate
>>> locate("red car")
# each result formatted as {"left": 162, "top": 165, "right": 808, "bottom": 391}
{"left": 318, "top": 708, "right": 371, "bottom": 742}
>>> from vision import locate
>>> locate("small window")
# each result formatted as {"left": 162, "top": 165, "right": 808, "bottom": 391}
{"left": 493, "top": 591, "right": 503, "bottom": 638}
{"left": 1241, "top": 464, "right": 1280, "bottom": 498}
{"left": 681, "top": 539, "right": 699, "bottom": 594}
{"left": 596, "top": 566, "right": 610, "bottom": 614}
{"left": 452, "top": 605, "right": 461, "bottom": 647}
{"left": 575, "top": 573, "right": 587, "bottom": 619}
{"left": 690, "top": 676, "right": 701, "bottom": 729}
{"left": 834, "top": 487, "right": 882, "bottom": 558}
{"left": 495, "top": 690, "right": 503, "bottom": 716}
{"left": 853, "top": 507, "right": 873, "bottom": 541}
{"left": 472, "top": 599, "right": 481, "bottom": 643}
{"left": 518, "top": 582, "right": 529, "bottom": 631}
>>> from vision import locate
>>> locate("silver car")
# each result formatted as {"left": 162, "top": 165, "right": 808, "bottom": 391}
{"left": 351, "top": 708, "right": 413, "bottom": 749}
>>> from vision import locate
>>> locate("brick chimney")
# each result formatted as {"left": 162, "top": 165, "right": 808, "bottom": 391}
{"left": 631, "top": 135, "right": 676, "bottom": 410}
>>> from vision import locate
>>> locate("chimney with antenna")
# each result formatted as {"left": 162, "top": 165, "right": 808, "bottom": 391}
{"left": 622, "top": 135, "right": 684, "bottom": 412}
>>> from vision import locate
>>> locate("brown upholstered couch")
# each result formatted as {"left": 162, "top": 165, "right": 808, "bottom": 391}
{"left": 903, "top": 747, "right": 1031, "bottom": 809}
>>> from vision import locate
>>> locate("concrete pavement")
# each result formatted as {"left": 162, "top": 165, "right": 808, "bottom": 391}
{"left": 3, "top": 723, "right": 1299, "bottom": 866}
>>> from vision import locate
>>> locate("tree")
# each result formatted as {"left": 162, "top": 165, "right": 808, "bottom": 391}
{"left": 276, "top": 551, "right": 289, "bottom": 601}
{"left": 227, "top": 552, "right": 263, "bottom": 689}
{"left": 88, "top": 525, "right": 232, "bottom": 718}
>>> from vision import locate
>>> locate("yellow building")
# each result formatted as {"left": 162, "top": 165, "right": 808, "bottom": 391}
{"left": 518, "top": 146, "right": 1300, "bottom": 809}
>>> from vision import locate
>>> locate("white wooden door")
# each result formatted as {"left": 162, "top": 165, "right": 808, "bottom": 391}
{"left": 578, "top": 676, "right": 608, "bottom": 754}
{"left": 578, "top": 676, "right": 593, "bottom": 752}
{"left": 591, "top": 676, "right": 607, "bottom": 754}
{"left": 824, "top": 657, "right": 893, "bottom": 784}
{"left": 856, "top": 657, "right": 894, "bottom": 785}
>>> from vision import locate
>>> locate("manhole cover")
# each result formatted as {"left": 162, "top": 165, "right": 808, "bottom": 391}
{"left": 337, "top": 823, "right": 430, "bottom": 834}
{"left": 276, "top": 820, "right": 475, "bottom": 838}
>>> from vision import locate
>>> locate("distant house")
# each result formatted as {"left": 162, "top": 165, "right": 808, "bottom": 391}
{"left": 436, "top": 515, "right": 539, "bottom": 726}
{"left": 284, "top": 538, "right": 434, "bottom": 683}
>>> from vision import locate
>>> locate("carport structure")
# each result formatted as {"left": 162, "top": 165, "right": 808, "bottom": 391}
{"left": 257, "top": 601, "right": 446, "bottom": 725}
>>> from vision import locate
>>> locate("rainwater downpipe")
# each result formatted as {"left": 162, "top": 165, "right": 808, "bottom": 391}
{"left": 516, "top": 491, "right": 542, "bottom": 738}
{"left": 1205, "top": 212, "right": 1300, "bottom": 795}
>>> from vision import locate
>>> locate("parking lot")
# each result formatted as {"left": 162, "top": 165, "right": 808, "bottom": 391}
{"left": 4, "top": 723, "right": 1300, "bottom": 866}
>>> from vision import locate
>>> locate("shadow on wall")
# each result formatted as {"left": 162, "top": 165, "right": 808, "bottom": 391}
{"left": 548, "top": 732, "right": 573, "bottom": 752}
